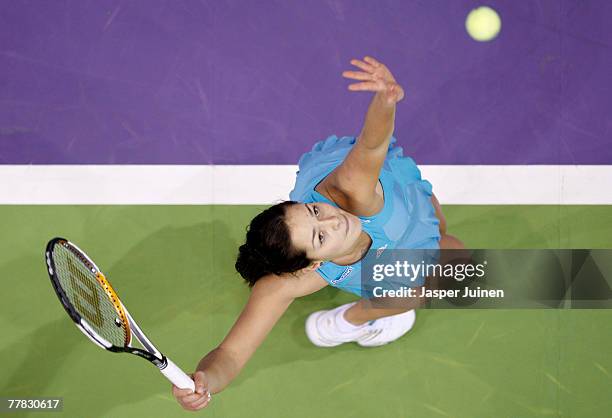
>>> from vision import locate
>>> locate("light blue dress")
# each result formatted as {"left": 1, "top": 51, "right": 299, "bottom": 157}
{"left": 289, "top": 135, "right": 441, "bottom": 297}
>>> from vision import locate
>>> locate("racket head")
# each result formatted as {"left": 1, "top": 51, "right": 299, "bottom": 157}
{"left": 45, "top": 238, "right": 192, "bottom": 389}
{"left": 45, "top": 237, "right": 132, "bottom": 350}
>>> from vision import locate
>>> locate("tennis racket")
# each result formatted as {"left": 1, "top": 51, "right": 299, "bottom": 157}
{"left": 44, "top": 237, "right": 195, "bottom": 391}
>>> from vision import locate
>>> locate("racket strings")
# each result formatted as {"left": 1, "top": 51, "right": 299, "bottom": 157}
{"left": 52, "top": 244, "right": 128, "bottom": 347}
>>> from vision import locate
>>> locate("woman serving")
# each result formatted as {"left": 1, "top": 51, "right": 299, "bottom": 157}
{"left": 173, "top": 56, "right": 464, "bottom": 411}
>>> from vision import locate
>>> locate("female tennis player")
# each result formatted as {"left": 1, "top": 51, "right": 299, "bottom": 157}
{"left": 172, "top": 56, "right": 464, "bottom": 410}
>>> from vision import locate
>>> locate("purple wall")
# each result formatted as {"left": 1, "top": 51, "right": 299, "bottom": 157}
{"left": 1, "top": 0, "right": 611, "bottom": 164}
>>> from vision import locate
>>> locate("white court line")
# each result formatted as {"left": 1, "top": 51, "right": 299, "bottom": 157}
{"left": 0, "top": 165, "right": 611, "bottom": 205}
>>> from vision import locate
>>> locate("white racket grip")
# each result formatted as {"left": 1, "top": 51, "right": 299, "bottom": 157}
{"left": 160, "top": 358, "right": 196, "bottom": 391}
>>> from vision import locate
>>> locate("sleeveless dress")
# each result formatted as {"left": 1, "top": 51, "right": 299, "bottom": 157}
{"left": 289, "top": 135, "right": 441, "bottom": 297}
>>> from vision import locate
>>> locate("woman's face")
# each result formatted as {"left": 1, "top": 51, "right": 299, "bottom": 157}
{"left": 285, "top": 202, "right": 362, "bottom": 262}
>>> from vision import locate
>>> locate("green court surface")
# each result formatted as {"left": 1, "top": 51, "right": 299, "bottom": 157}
{"left": 1, "top": 205, "right": 611, "bottom": 418}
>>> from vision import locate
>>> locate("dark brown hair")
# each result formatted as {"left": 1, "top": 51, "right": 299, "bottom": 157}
{"left": 235, "top": 201, "right": 312, "bottom": 286}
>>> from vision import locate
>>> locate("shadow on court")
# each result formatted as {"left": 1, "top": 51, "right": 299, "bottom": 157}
{"left": 0, "top": 319, "right": 79, "bottom": 418}
{"left": 1, "top": 219, "right": 235, "bottom": 416}
{"left": 0, "top": 216, "right": 368, "bottom": 416}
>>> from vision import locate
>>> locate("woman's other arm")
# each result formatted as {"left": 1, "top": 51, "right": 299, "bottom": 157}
{"left": 172, "top": 269, "right": 327, "bottom": 411}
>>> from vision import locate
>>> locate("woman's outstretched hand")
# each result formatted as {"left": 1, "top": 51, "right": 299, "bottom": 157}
{"left": 172, "top": 370, "right": 212, "bottom": 411}
{"left": 342, "top": 56, "right": 404, "bottom": 106}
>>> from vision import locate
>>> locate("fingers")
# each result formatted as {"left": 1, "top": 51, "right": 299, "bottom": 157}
{"left": 182, "top": 390, "right": 203, "bottom": 404}
{"left": 342, "top": 70, "right": 373, "bottom": 81}
{"left": 172, "top": 370, "right": 213, "bottom": 411}
{"left": 347, "top": 81, "right": 383, "bottom": 92}
{"left": 350, "top": 56, "right": 383, "bottom": 73}
{"left": 189, "top": 391, "right": 212, "bottom": 410}
{"left": 172, "top": 385, "right": 193, "bottom": 398}
{"left": 182, "top": 389, "right": 211, "bottom": 410}
{"left": 344, "top": 56, "right": 402, "bottom": 102}
{"left": 346, "top": 56, "right": 394, "bottom": 82}
{"left": 350, "top": 58, "right": 376, "bottom": 73}
{"left": 363, "top": 56, "right": 381, "bottom": 67}
{"left": 173, "top": 384, "right": 211, "bottom": 411}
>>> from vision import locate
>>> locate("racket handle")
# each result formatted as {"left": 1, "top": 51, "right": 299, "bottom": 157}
{"left": 160, "top": 358, "right": 196, "bottom": 391}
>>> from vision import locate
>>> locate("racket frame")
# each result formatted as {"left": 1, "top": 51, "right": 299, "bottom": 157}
{"left": 45, "top": 237, "right": 195, "bottom": 390}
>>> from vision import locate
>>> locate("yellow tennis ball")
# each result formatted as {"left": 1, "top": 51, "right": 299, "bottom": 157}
{"left": 465, "top": 6, "right": 501, "bottom": 42}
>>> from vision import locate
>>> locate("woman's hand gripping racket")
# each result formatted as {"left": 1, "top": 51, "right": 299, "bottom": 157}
{"left": 44, "top": 237, "right": 198, "bottom": 393}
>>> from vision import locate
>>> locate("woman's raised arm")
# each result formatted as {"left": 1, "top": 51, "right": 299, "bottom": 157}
{"left": 318, "top": 56, "right": 405, "bottom": 211}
